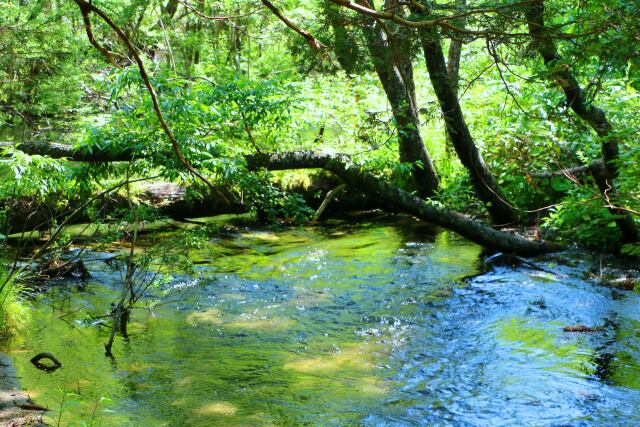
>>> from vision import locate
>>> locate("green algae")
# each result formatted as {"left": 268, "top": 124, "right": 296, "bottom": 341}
{"left": 0, "top": 219, "right": 556, "bottom": 426}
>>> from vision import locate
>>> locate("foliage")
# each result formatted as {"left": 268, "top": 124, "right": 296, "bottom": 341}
{"left": 541, "top": 187, "right": 623, "bottom": 249}
{"left": 0, "top": 270, "right": 29, "bottom": 337}
{"left": 0, "top": 2, "right": 639, "bottom": 421}
{"left": 0, "top": 0, "right": 638, "bottom": 248}
{"left": 0, "top": 1, "right": 90, "bottom": 124}
{"left": 0, "top": 146, "right": 69, "bottom": 198}
{"left": 622, "top": 242, "right": 640, "bottom": 258}
{"left": 436, "top": 169, "right": 484, "bottom": 217}
{"left": 241, "top": 171, "right": 315, "bottom": 222}
{"left": 77, "top": 71, "right": 298, "bottom": 179}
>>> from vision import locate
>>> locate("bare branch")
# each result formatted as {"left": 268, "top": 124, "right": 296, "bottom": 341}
{"left": 71, "top": 0, "right": 226, "bottom": 200}
{"left": 330, "top": 0, "right": 604, "bottom": 39}
{"left": 76, "top": 2, "right": 126, "bottom": 65}
{"left": 260, "top": 0, "right": 326, "bottom": 50}
{"left": 528, "top": 162, "right": 598, "bottom": 179}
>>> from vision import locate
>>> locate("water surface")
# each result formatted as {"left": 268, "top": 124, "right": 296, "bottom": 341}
{"left": 4, "top": 219, "right": 640, "bottom": 426}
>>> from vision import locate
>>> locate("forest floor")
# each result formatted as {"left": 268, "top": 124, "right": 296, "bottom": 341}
{"left": 0, "top": 353, "right": 47, "bottom": 427}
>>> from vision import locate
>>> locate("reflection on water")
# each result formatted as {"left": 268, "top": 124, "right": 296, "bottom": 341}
{"left": 3, "top": 219, "right": 640, "bottom": 426}
{"left": 0, "top": 114, "right": 110, "bottom": 144}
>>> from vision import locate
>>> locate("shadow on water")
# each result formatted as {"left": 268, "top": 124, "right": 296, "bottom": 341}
{"left": 2, "top": 218, "right": 640, "bottom": 426}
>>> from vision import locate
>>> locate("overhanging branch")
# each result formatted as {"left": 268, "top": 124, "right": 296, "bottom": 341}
{"left": 528, "top": 161, "right": 600, "bottom": 179}
{"left": 71, "top": 0, "right": 223, "bottom": 198}
{"left": 247, "top": 151, "right": 562, "bottom": 255}
{"left": 2, "top": 141, "right": 562, "bottom": 255}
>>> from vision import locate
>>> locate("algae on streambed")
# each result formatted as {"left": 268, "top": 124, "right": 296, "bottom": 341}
{"left": 2, "top": 219, "right": 640, "bottom": 426}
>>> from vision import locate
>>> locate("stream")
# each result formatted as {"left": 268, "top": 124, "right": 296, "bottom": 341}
{"left": 3, "top": 217, "right": 640, "bottom": 426}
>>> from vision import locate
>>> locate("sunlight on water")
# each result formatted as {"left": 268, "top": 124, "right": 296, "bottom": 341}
{"left": 3, "top": 219, "right": 640, "bottom": 426}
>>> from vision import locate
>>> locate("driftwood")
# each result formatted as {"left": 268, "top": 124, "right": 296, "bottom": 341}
{"left": 484, "top": 252, "right": 556, "bottom": 274}
{"left": 313, "top": 184, "right": 346, "bottom": 221}
{"left": 562, "top": 325, "right": 599, "bottom": 333}
{"left": 37, "top": 258, "right": 90, "bottom": 280}
{"left": 30, "top": 352, "right": 62, "bottom": 372}
{"left": 15, "top": 402, "right": 49, "bottom": 412}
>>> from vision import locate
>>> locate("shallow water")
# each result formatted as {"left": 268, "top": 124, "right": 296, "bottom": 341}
{"left": 3, "top": 219, "right": 640, "bottom": 426}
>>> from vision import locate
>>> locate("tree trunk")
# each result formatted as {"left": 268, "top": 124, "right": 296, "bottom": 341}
{"left": 446, "top": 43, "right": 462, "bottom": 95}
{"left": 247, "top": 151, "right": 561, "bottom": 255}
{"left": 360, "top": 1, "right": 439, "bottom": 198}
{"left": 445, "top": 0, "right": 466, "bottom": 93}
{"left": 526, "top": 0, "right": 637, "bottom": 243}
{"left": 323, "top": 1, "right": 361, "bottom": 73}
{"left": 163, "top": 0, "right": 179, "bottom": 19}
{"left": 443, "top": 0, "right": 464, "bottom": 158}
{"left": 417, "top": 25, "right": 519, "bottom": 224}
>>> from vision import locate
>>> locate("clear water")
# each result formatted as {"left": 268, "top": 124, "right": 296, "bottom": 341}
{"left": 3, "top": 219, "right": 640, "bottom": 426}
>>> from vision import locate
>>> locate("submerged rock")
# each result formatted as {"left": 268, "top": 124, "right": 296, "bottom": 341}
{"left": 186, "top": 308, "right": 223, "bottom": 325}
{"left": 562, "top": 324, "right": 598, "bottom": 333}
{"left": 195, "top": 401, "right": 238, "bottom": 416}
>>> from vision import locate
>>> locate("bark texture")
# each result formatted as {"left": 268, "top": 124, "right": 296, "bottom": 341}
{"left": 247, "top": 151, "right": 561, "bottom": 255}
{"left": 445, "top": 0, "right": 465, "bottom": 92}
{"left": 443, "top": 0, "right": 464, "bottom": 158}
{"left": 360, "top": 0, "right": 439, "bottom": 198}
{"left": 418, "top": 25, "right": 519, "bottom": 224}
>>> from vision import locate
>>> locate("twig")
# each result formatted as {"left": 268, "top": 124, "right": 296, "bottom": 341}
{"left": 330, "top": 0, "right": 603, "bottom": 39}
{"left": 178, "top": 0, "right": 263, "bottom": 21}
{"left": 260, "top": 0, "right": 326, "bottom": 50}
{"left": 71, "top": 0, "right": 228, "bottom": 202}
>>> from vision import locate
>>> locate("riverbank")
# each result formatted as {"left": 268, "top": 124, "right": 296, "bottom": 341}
{"left": 0, "top": 353, "right": 46, "bottom": 427}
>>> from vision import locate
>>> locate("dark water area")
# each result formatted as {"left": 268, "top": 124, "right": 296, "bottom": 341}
{"left": 3, "top": 219, "right": 640, "bottom": 426}
{"left": 0, "top": 120, "right": 65, "bottom": 143}
{"left": 0, "top": 114, "right": 108, "bottom": 144}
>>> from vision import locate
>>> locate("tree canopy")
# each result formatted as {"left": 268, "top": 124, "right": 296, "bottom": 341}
{"left": 1, "top": 0, "right": 639, "bottom": 253}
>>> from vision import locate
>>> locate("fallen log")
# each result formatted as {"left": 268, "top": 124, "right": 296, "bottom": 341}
{"left": 3, "top": 141, "right": 561, "bottom": 255}
{"left": 1, "top": 174, "right": 373, "bottom": 233}
{"left": 246, "top": 151, "right": 562, "bottom": 256}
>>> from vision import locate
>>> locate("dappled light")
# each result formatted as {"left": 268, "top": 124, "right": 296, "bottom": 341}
{"left": 1, "top": 0, "right": 639, "bottom": 425}
{"left": 195, "top": 401, "right": 238, "bottom": 417}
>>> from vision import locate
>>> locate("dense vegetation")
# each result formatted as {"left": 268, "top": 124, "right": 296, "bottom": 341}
{"left": 0, "top": 0, "right": 639, "bottom": 424}
{"left": 1, "top": 0, "right": 639, "bottom": 369}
